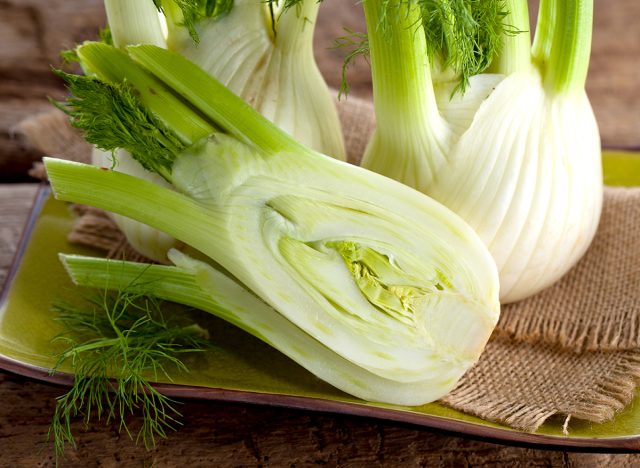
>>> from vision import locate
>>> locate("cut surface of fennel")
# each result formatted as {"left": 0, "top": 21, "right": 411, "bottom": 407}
{"left": 45, "top": 132, "right": 500, "bottom": 405}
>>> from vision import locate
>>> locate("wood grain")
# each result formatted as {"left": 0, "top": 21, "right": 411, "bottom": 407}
{"left": 0, "top": 0, "right": 104, "bottom": 180}
{"left": 2, "top": 0, "right": 640, "bottom": 465}
{"left": 0, "top": 367, "right": 638, "bottom": 467}
{"left": 0, "top": 184, "right": 38, "bottom": 285}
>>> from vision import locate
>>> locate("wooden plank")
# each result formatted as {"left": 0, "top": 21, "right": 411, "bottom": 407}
{"left": 0, "top": 183, "right": 38, "bottom": 285}
{"left": 0, "top": 0, "right": 105, "bottom": 178}
{"left": 0, "top": 366, "right": 636, "bottom": 466}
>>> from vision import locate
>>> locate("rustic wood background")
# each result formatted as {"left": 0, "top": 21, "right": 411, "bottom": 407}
{"left": 1, "top": 0, "right": 639, "bottom": 465}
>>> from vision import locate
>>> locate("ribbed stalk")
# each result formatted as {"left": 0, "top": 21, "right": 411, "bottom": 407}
{"left": 127, "top": 45, "right": 312, "bottom": 156}
{"left": 542, "top": 0, "right": 593, "bottom": 95}
{"left": 276, "top": 0, "right": 320, "bottom": 53}
{"left": 44, "top": 159, "right": 238, "bottom": 267}
{"left": 79, "top": 43, "right": 213, "bottom": 145}
{"left": 531, "top": 0, "right": 556, "bottom": 66}
{"left": 104, "top": 0, "right": 166, "bottom": 48}
{"left": 61, "top": 255, "right": 226, "bottom": 319}
{"left": 363, "top": 0, "right": 442, "bottom": 140}
{"left": 489, "top": 0, "right": 532, "bottom": 75}
{"left": 60, "top": 254, "right": 280, "bottom": 345}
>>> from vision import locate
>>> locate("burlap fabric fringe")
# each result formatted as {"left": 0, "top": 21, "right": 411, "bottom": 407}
{"left": 17, "top": 98, "right": 640, "bottom": 432}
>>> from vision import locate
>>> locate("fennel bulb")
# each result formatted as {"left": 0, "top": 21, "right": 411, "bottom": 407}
{"left": 430, "top": 69, "right": 602, "bottom": 300}
{"left": 49, "top": 43, "right": 500, "bottom": 405}
{"left": 362, "top": 0, "right": 602, "bottom": 303}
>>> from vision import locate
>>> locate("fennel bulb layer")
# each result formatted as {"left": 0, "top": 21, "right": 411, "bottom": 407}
{"left": 362, "top": 73, "right": 505, "bottom": 193}
{"left": 430, "top": 70, "right": 602, "bottom": 302}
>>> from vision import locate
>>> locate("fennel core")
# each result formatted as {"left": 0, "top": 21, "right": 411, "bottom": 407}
{"left": 48, "top": 42, "right": 499, "bottom": 406}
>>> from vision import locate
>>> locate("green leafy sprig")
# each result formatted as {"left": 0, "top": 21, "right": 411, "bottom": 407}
{"left": 154, "top": 0, "right": 234, "bottom": 43}
{"left": 419, "top": 0, "right": 509, "bottom": 91}
{"left": 333, "top": 28, "right": 370, "bottom": 99}
{"left": 49, "top": 285, "right": 210, "bottom": 460}
{"left": 53, "top": 70, "right": 185, "bottom": 179}
{"left": 373, "top": 0, "right": 511, "bottom": 93}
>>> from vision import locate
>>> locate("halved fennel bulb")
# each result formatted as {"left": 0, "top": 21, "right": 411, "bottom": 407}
{"left": 50, "top": 43, "right": 501, "bottom": 404}
{"left": 45, "top": 135, "right": 500, "bottom": 405}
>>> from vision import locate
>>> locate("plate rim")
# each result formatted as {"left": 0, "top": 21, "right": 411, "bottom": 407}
{"left": 2, "top": 350, "right": 640, "bottom": 452}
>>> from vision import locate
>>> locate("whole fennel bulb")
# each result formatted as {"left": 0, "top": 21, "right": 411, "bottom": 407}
{"left": 362, "top": 0, "right": 602, "bottom": 302}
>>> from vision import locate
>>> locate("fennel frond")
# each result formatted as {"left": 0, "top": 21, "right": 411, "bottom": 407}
{"left": 48, "top": 283, "right": 210, "bottom": 460}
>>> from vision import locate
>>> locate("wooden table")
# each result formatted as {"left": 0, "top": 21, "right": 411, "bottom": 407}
{"left": 1, "top": 1, "right": 639, "bottom": 465}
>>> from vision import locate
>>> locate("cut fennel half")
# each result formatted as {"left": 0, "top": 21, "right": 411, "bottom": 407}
{"left": 47, "top": 44, "right": 499, "bottom": 405}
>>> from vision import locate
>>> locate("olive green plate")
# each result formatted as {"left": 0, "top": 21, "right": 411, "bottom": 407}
{"left": 2, "top": 150, "right": 640, "bottom": 451}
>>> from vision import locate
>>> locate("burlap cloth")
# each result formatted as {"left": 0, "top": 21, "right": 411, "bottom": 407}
{"left": 18, "top": 97, "right": 640, "bottom": 433}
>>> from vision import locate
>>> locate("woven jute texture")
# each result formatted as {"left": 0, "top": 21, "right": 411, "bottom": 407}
{"left": 442, "top": 337, "right": 640, "bottom": 432}
{"left": 17, "top": 97, "right": 640, "bottom": 432}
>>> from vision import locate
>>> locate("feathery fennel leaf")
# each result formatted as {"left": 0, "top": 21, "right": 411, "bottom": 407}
{"left": 374, "top": 0, "right": 510, "bottom": 93}
{"left": 418, "top": 0, "right": 509, "bottom": 91}
{"left": 333, "top": 28, "right": 370, "bottom": 99}
{"left": 49, "top": 285, "right": 211, "bottom": 460}
{"left": 155, "top": 0, "right": 234, "bottom": 43}
{"left": 53, "top": 70, "right": 184, "bottom": 179}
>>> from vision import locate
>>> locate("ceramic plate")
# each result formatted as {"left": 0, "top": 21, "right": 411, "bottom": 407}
{"left": 2, "top": 150, "right": 640, "bottom": 451}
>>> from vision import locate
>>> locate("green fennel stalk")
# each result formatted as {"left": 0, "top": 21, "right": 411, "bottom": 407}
{"left": 540, "top": 0, "right": 593, "bottom": 95}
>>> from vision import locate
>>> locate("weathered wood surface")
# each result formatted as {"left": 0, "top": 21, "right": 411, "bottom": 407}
{"left": 1, "top": 0, "right": 640, "bottom": 465}
{"left": 1, "top": 0, "right": 639, "bottom": 181}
